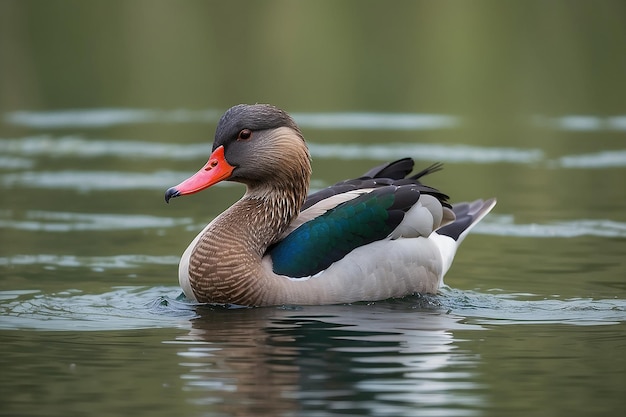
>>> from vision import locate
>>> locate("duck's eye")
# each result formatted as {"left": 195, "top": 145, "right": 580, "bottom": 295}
{"left": 237, "top": 129, "right": 252, "bottom": 140}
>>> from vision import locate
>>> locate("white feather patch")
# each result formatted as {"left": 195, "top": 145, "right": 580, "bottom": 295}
{"left": 389, "top": 194, "right": 444, "bottom": 239}
{"left": 178, "top": 221, "right": 216, "bottom": 302}
{"left": 429, "top": 232, "right": 458, "bottom": 284}
{"left": 280, "top": 189, "right": 374, "bottom": 237}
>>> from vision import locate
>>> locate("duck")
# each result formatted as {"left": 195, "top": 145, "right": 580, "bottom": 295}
{"left": 165, "top": 104, "right": 496, "bottom": 306}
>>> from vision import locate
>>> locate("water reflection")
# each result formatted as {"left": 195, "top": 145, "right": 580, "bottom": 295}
{"left": 172, "top": 304, "right": 485, "bottom": 416}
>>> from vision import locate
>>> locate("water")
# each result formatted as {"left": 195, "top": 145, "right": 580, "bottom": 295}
{"left": 1, "top": 2, "right": 626, "bottom": 416}
{"left": 1, "top": 110, "right": 624, "bottom": 417}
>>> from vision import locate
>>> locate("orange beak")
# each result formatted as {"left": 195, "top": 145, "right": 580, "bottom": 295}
{"left": 165, "top": 145, "right": 235, "bottom": 203}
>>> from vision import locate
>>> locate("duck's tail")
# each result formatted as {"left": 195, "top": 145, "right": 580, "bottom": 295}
{"left": 438, "top": 198, "right": 497, "bottom": 243}
{"left": 432, "top": 198, "right": 497, "bottom": 281}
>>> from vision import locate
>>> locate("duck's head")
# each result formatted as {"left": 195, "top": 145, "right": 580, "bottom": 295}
{"left": 165, "top": 104, "right": 311, "bottom": 203}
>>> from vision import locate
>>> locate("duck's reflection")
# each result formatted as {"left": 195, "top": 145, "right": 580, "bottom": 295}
{"left": 174, "top": 300, "right": 485, "bottom": 416}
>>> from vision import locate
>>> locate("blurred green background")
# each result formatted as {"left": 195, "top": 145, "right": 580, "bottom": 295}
{"left": 2, "top": 0, "right": 625, "bottom": 134}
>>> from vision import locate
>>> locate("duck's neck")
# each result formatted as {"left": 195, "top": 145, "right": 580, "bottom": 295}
{"left": 225, "top": 189, "right": 305, "bottom": 256}
{"left": 187, "top": 168, "right": 310, "bottom": 304}
{"left": 241, "top": 135, "right": 311, "bottom": 245}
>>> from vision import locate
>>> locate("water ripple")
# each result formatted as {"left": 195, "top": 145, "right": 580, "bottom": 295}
{"left": 0, "top": 254, "right": 180, "bottom": 269}
{"left": 1, "top": 209, "right": 623, "bottom": 239}
{"left": 309, "top": 142, "right": 543, "bottom": 163}
{"left": 3, "top": 108, "right": 222, "bottom": 129}
{"left": 294, "top": 112, "right": 460, "bottom": 130}
{"left": 1, "top": 170, "right": 194, "bottom": 191}
{"left": 442, "top": 289, "right": 626, "bottom": 326}
{"left": 476, "top": 215, "right": 626, "bottom": 238}
{"left": 0, "top": 136, "right": 544, "bottom": 164}
{"left": 557, "top": 149, "right": 626, "bottom": 168}
{"left": 5, "top": 136, "right": 626, "bottom": 168}
{"left": 6, "top": 108, "right": 626, "bottom": 132}
{"left": 0, "top": 286, "right": 623, "bottom": 332}
{"left": 532, "top": 115, "right": 626, "bottom": 131}
{"left": 3, "top": 109, "right": 460, "bottom": 130}
{"left": 0, "top": 156, "right": 34, "bottom": 170}
{"left": 0, "top": 210, "right": 193, "bottom": 231}
{"left": 0, "top": 286, "right": 194, "bottom": 331}
{"left": 0, "top": 135, "right": 209, "bottom": 159}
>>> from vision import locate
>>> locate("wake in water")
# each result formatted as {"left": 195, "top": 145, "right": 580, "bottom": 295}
{"left": 0, "top": 285, "right": 623, "bottom": 332}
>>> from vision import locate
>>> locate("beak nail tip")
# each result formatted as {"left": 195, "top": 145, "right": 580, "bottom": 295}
{"left": 164, "top": 187, "right": 180, "bottom": 204}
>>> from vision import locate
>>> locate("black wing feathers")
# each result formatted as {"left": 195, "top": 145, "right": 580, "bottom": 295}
{"left": 303, "top": 159, "right": 449, "bottom": 210}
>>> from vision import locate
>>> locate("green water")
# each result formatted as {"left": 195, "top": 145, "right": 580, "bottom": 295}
{"left": 1, "top": 1, "right": 625, "bottom": 416}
